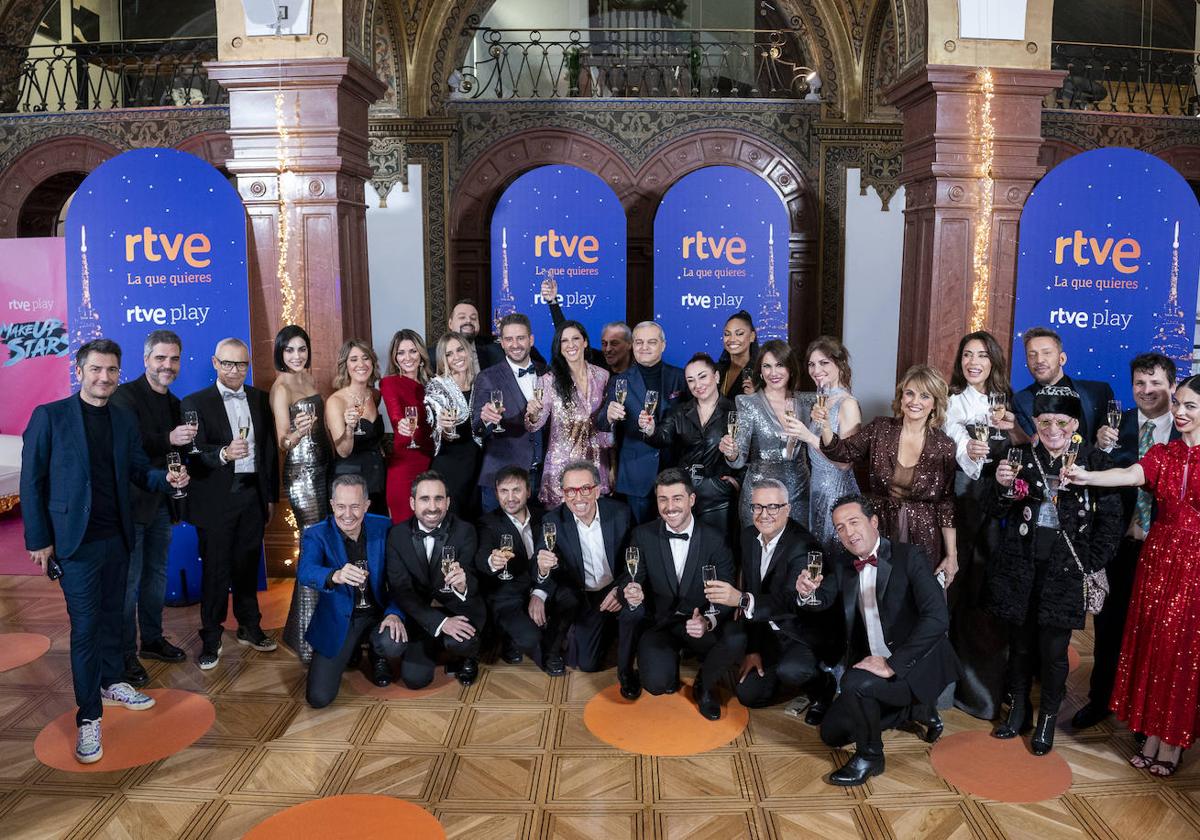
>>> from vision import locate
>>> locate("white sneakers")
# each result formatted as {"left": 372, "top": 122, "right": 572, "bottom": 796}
{"left": 75, "top": 683, "right": 156, "bottom": 764}
{"left": 100, "top": 682, "right": 156, "bottom": 711}
{"left": 75, "top": 718, "right": 102, "bottom": 764}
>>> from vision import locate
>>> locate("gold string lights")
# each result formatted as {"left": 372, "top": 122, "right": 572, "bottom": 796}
{"left": 968, "top": 67, "right": 995, "bottom": 332}
{"left": 274, "top": 88, "right": 302, "bottom": 327}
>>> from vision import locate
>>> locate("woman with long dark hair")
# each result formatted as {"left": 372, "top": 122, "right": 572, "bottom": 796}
{"left": 525, "top": 320, "right": 612, "bottom": 507}
{"left": 716, "top": 310, "right": 759, "bottom": 398}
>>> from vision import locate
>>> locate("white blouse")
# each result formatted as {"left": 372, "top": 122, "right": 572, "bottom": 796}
{"left": 944, "top": 387, "right": 990, "bottom": 480}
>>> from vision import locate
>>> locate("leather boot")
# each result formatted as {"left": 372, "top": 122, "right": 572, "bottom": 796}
{"left": 993, "top": 694, "right": 1032, "bottom": 739}
{"left": 1031, "top": 711, "right": 1057, "bottom": 756}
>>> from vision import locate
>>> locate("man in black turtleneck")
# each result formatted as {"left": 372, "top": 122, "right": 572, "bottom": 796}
{"left": 597, "top": 322, "right": 686, "bottom": 523}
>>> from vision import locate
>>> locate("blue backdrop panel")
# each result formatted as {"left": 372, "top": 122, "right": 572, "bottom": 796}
{"left": 64, "top": 148, "right": 254, "bottom": 605}
{"left": 1013, "top": 147, "right": 1200, "bottom": 390}
{"left": 490, "top": 165, "right": 626, "bottom": 356}
{"left": 653, "top": 166, "right": 790, "bottom": 367}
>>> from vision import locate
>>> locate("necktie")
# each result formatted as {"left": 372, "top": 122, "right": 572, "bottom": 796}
{"left": 1135, "top": 420, "right": 1156, "bottom": 532}
{"left": 223, "top": 390, "right": 246, "bottom": 401}
{"left": 666, "top": 531, "right": 689, "bottom": 541}
{"left": 517, "top": 365, "right": 535, "bottom": 377}
{"left": 853, "top": 554, "right": 877, "bottom": 573}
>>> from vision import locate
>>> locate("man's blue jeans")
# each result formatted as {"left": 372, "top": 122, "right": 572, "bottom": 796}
{"left": 60, "top": 535, "right": 128, "bottom": 725}
{"left": 123, "top": 504, "right": 172, "bottom": 656}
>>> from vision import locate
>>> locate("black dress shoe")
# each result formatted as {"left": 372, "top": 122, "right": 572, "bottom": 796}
{"left": 804, "top": 698, "right": 829, "bottom": 727}
{"left": 371, "top": 657, "right": 393, "bottom": 687}
{"left": 618, "top": 671, "right": 642, "bottom": 700}
{"left": 694, "top": 684, "right": 722, "bottom": 721}
{"left": 501, "top": 640, "right": 523, "bottom": 665}
{"left": 1031, "top": 712, "right": 1057, "bottom": 756}
{"left": 915, "top": 711, "right": 944, "bottom": 744}
{"left": 346, "top": 645, "right": 363, "bottom": 670}
{"left": 123, "top": 655, "right": 149, "bottom": 688}
{"left": 1071, "top": 702, "right": 1111, "bottom": 730}
{"left": 829, "top": 753, "right": 885, "bottom": 786}
{"left": 993, "top": 694, "right": 1033, "bottom": 739}
{"left": 456, "top": 658, "right": 479, "bottom": 686}
{"left": 140, "top": 638, "right": 186, "bottom": 663}
{"left": 543, "top": 655, "right": 565, "bottom": 677}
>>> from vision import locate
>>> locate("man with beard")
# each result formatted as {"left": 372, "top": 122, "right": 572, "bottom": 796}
{"left": 449, "top": 299, "right": 543, "bottom": 370}
{"left": 1013, "top": 327, "right": 1114, "bottom": 442}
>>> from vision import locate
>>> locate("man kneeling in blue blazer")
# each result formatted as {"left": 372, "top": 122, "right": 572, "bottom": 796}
{"left": 299, "top": 474, "right": 408, "bottom": 707}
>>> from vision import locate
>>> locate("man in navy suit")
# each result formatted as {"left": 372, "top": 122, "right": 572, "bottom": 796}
{"left": 21, "top": 338, "right": 188, "bottom": 763}
{"left": 472, "top": 313, "right": 548, "bottom": 511}
{"left": 598, "top": 321, "right": 686, "bottom": 523}
{"left": 1073, "top": 352, "right": 1180, "bottom": 729}
{"left": 1013, "top": 327, "right": 1115, "bottom": 443}
{"left": 300, "top": 475, "right": 408, "bottom": 707}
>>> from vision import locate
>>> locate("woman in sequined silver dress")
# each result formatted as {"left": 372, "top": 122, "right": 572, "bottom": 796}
{"left": 425, "top": 331, "right": 482, "bottom": 521}
{"left": 719, "top": 339, "right": 811, "bottom": 528}
{"left": 270, "top": 326, "right": 331, "bottom": 663}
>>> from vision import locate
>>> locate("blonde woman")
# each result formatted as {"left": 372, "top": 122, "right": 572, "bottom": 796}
{"left": 425, "top": 331, "right": 482, "bottom": 519}
{"left": 325, "top": 339, "right": 387, "bottom": 516}
{"left": 380, "top": 329, "right": 432, "bottom": 522}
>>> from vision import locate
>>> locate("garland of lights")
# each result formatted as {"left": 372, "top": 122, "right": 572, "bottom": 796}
{"left": 275, "top": 88, "right": 301, "bottom": 327}
{"left": 968, "top": 68, "right": 995, "bottom": 332}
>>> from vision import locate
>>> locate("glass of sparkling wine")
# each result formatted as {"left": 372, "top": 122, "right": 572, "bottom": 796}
{"left": 802, "top": 550, "right": 823, "bottom": 604}
{"left": 497, "top": 533, "right": 515, "bottom": 581}
{"left": 815, "top": 386, "right": 828, "bottom": 410}
{"left": 702, "top": 564, "right": 719, "bottom": 618}
{"left": 973, "top": 414, "right": 992, "bottom": 463}
{"left": 989, "top": 392, "right": 1007, "bottom": 440}
{"left": 1107, "top": 399, "right": 1123, "bottom": 431}
{"left": 1063, "top": 441, "right": 1080, "bottom": 473}
{"left": 542, "top": 522, "right": 557, "bottom": 553}
{"left": 625, "top": 547, "right": 640, "bottom": 610}
{"left": 1004, "top": 448, "right": 1022, "bottom": 497}
{"left": 352, "top": 395, "right": 366, "bottom": 436}
{"left": 726, "top": 410, "right": 738, "bottom": 440}
{"left": 440, "top": 546, "right": 457, "bottom": 594}
{"left": 490, "top": 389, "right": 505, "bottom": 435}
{"left": 643, "top": 389, "right": 659, "bottom": 417}
{"left": 443, "top": 406, "right": 459, "bottom": 441}
{"left": 238, "top": 423, "right": 250, "bottom": 440}
{"left": 532, "top": 384, "right": 545, "bottom": 403}
{"left": 166, "top": 452, "right": 187, "bottom": 499}
{"left": 614, "top": 379, "right": 628, "bottom": 405}
{"left": 353, "top": 556, "right": 370, "bottom": 608}
{"left": 405, "top": 405, "right": 420, "bottom": 449}
{"left": 184, "top": 409, "right": 200, "bottom": 453}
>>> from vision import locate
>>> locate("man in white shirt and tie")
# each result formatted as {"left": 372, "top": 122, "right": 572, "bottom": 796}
{"left": 796, "top": 494, "right": 960, "bottom": 786}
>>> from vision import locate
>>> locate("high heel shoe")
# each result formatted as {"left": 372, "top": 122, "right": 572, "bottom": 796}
{"left": 992, "top": 694, "right": 1032, "bottom": 740}
{"left": 1031, "top": 711, "right": 1057, "bottom": 756}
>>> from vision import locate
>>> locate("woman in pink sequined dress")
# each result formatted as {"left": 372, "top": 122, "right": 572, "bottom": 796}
{"left": 525, "top": 320, "right": 612, "bottom": 507}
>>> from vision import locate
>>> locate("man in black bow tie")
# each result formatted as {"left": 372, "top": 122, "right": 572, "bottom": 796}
{"left": 385, "top": 471, "right": 485, "bottom": 686}
{"left": 796, "top": 494, "right": 960, "bottom": 786}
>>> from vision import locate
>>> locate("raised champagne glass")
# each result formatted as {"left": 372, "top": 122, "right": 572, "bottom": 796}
{"left": 497, "top": 533, "right": 515, "bottom": 581}
{"left": 614, "top": 378, "right": 628, "bottom": 405}
{"left": 815, "top": 386, "right": 828, "bottom": 411}
{"left": 973, "top": 414, "right": 992, "bottom": 463}
{"left": 542, "top": 522, "right": 557, "bottom": 552}
{"left": 440, "top": 546, "right": 457, "bottom": 594}
{"left": 801, "top": 550, "right": 823, "bottom": 605}
{"left": 443, "top": 406, "right": 459, "bottom": 441}
{"left": 988, "top": 392, "right": 1008, "bottom": 441}
{"left": 1063, "top": 440, "right": 1081, "bottom": 473}
{"left": 490, "top": 389, "right": 505, "bottom": 435}
{"left": 702, "top": 564, "right": 718, "bottom": 619}
{"left": 352, "top": 395, "right": 366, "bottom": 436}
{"left": 184, "top": 409, "right": 200, "bottom": 454}
{"left": 533, "top": 384, "right": 545, "bottom": 403}
{"left": 353, "top": 556, "right": 371, "bottom": 608}
{"left": 726, "top": 410, "right": 738, "bottom": 441}
{"left": 624, "top": 547, "right": 640, "bottom": 610}
{"left": 1004, "top": 448, "right": 1022, "bottom": 498}
{"left": 405, "top": 405, "right": 420, "bottom": 449}
{"left": 166, "top": 452, "right": 187, "bottom": 499}
{"left": 1107, "top": 399, "right": 1123, "bottom": 432}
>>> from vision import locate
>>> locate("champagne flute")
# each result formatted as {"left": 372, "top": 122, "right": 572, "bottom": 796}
{"left": 352, "top": 395, "right": 366, "bottom": 436}
{"left": 644, "top": 389, "right": 659, "bottom": 417}
{"left": 440, "top": 546, "right": 457, "bottom": 594}
{"left": 726, "top": 410, "right": 739, "bottom": 441}
{"left": 490, "top": 389, "right": 505, "bottom": 435}
{"left": 497, "top": 533, "right": 515, "bottom": 581}
{"left": 298, "top": 401, "right": 316, "bottom": 438}
{"left": 353, "top": 556, "right": 371, "bottom": 608}
{"left": 238, "top": 423, "right": 250, "bottom": 440}
{"left": 988, "top": 392, "right": 1008, "bottom": 441}
{"left": 614, "top": 378, "right": 628, "bottom": 405}
{"left": 443, "top": 406, "right": 460, "bottom": 441}
{"left": 1107, "top": 399, "right": 1123, "bottom": 431}
{"left": 973, "top": 414, "right": 993, "bottom": 463}
{"left": 542, "top": 522, "right": 557, "bottom": 552}
{"left": 166, "top": 452, "right": 187, "bottom": 499}
{"left": 1004, "top": 448, "right": 1023, "bottom": 498}
{"left": 1063, "top": 440, "right": 1080, "bottom": 473}
{"left": 624, "top": 547, "right": 640, "bottom": 610}
{"left": 815, "top": 386, "right": 828, "bottom": 411}
{"left": 533, "top": 384, "right": 545, "bottom": 403}
{"left": 405, "top": 405, "right": 420, "bottom": 449}
{"left": 801, "top": 550, "right": 823, "bottom": 605}
{"left": 183, "top": 409, "right": 200, "bottom": 454}
{"left": 702, "top": 564, "right": 719, "bottom": 619}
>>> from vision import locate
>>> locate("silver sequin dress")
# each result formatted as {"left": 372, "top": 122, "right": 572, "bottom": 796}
{"left": 728, "top": 390, "right": 811, "bottom": 528}
{"left": 805, "top": 387, "right": 860, "bottom": 549}
{"left": 282, "top": 394, "right": 331, "bottom": 663}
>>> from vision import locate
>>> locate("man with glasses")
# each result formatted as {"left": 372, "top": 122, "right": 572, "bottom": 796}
{"left": 533, "top": 460, "right": 635, "bottom": 687}
{"left": 182, "top": 338, "right": 279, "bottom": 671}
{"left": 703, "top": 479, "right": 838, "bottom": 723}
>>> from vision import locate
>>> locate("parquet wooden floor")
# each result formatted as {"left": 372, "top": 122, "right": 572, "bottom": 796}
{"left": 0, "top": 575, "right": 1196, "bottom": 839}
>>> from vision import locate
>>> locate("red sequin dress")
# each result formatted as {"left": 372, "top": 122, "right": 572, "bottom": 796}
{"left": 1110, "top": 440, "right": 1200, "bottom": 747}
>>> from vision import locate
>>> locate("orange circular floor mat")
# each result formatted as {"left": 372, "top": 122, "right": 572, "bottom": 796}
{"left": 245, "top": 795, "right": 444, "bottom": 839}
{"left": 34, "top": 689, "right": 215, "bottom": 772}
{"left": 930, "top": 730, "right": 1073, "bottom": 802}
{"left": 0, "top": 633, "right": 50, "bottom": 672}
{"left": 344, "top": 668, "right": 459, "bottom": 699}
{"left": 584, "top": 679, "right": 748, "bottom": 756}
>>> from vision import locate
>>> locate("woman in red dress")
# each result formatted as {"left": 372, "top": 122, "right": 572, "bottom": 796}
{"left": 1067, "top": 374, "right": 1200, "bottom": 776}
{"left": 380, "top": 329, "right": 433, "bottom": 522}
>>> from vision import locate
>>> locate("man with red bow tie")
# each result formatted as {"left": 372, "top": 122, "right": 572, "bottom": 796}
{"left": 796, "top": 494, "right": 960, "bottom": 787}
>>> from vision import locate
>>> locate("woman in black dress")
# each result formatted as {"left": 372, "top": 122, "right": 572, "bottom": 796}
{"left": 715, "top": 310, "right": 759, "bottom": 399}
{"left": 425, "top": 331, "right": 482, "bottom": 521}
{"left": 325, "top": 339, "right": 388, "bottom": 516}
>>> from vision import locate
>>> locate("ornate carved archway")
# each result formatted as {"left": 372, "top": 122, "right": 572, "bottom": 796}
{"left": 0, "top": 135, "right": 118, "bottom": 237}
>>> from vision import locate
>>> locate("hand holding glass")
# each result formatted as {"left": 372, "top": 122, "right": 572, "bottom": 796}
{"left": 497, "top": 533, "right": 514, "bottom": 581}
{"left": 624, "top": 547, "right": 640, "bottom": 610}
{"left": 800, "top": 551, "right": 822, "bottom": 605}
{"left": 183, "top": 410, "right": 200, "bottom": 454}
{"left": 440, "top": 547, "right": 457, "bottom": 594}
{"left": 166, "top": 452, "right": 187, "bottom": 499}
{"left": 405, "top": 405, "right": 420, "bottom": 449}
{"left": 702, "top": 564, "right": 718, "bottom": 619}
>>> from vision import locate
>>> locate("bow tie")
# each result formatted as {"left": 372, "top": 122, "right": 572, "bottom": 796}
{"left": 853, "top": 554, "right": 878, "bottom": 573}
{"left": 222, "top": 390, "right": 246, "bottom": 401}
{"left": 419, "top": 526, "right": 447, "bottom": 539}
{"left": 666, "top": 531, "right": 689, "bottom": 541}
{"left": 517, "top": 365, "right": 536, "bottom": 377}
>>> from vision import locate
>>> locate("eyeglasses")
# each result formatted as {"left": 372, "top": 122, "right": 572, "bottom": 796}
{"left": 1034, "top": 418, "right": 1072, "bottom": 430}
{"left": 750, "top": 503, "right": 789, "bottom": 516}
{"left": 217, "top": 359, "right": 250, "bottom": 371}
{"left": 563, "top": 484, "right": 597, "bottom": 499}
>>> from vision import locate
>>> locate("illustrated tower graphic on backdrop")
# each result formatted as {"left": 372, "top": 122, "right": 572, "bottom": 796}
{"left": 493, "top": 226, "right": 518, "bottom": 333}
{"left": 1151, "top": 220, "right": 1193, "bottom": 379}
{"left": 70, "top": 225, "right": 104, "bottom": 387}
{"left": 756, "top": 223, "right": 787, "bottom": 341}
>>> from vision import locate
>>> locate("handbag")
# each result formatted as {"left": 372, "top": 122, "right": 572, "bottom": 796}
{"left": 1060, "top": 530, "right": 1109, "bottom": 615}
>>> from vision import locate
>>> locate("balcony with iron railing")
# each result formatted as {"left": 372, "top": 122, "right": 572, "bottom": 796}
{"left": 0, "top": 37, "right": 225, "bottom": 113}
{"left": 450, "top": 27, "right": 818, "bottom": 100}
{"left": 1047, "top": 41, "right": 1200, "bottom": 116}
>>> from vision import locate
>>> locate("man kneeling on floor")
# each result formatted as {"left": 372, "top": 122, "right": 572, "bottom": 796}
{"left": 300, "top": 474, "right": 408, "bottom": 707}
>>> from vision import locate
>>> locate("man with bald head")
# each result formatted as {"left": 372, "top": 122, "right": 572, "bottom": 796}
{"left": 182, "top": 337, "right": 279, "bottom": 671}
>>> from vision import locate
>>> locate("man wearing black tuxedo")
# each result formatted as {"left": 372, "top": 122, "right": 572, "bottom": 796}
{"left": 1074, "top": 352, "right": 1180, "bottom": 729}
{"left": 182, "top": 337, "right": 279, "bottom": 671}
{"left": 385, "top": 470, "right": 485, "bottom": 686}
{"left": 621, "top": 468, "right": 743, "bottom": 720}
{"left": 797, "top": 494, "right": 960, "bottom": 786}
{"left": 533, "top": 460, "right": 634, "bottom": 682}
{"left": 474, "top": 466, "right": 554, "bottom": 670}
{"left": 703, "top": 479, "right": 838, "bottom": 722}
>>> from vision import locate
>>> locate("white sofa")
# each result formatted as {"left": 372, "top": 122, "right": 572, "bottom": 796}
{"left": 0, "top": 434, "right": 21, "bottom": 499}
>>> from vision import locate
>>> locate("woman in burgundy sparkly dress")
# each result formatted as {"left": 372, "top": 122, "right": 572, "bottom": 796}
{"left": 1067, "top": 374, "right": 1200, "bottom": 776}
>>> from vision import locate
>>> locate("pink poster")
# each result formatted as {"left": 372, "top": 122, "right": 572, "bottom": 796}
{"left": 0, "top": 237, "right": 69, "bottom": 434}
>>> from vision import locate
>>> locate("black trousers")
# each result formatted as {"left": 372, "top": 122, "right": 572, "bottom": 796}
{"left": 821, "top": 668, "right": 918, "bottom": 757}
{"left": 306, "top": 612, "right": 408, "bottom": 708}
{"left": 735, "top": 629, "right": 821, "bottom": 708}
{"left": 1007, "top": 616, "right": 1072, "bottom": 716}
{"left": 399, "top": 614, "right": 483, "bottom": 688}
{"left": 197, "top": 485, "right": 265, "bottom": 647}
{"left": 1088, "top": 534, "right": 1142, "bottom": 708}
{"left": 60, "top": 535, "right": 129, "bottom": 725}
{"left": 637, "top": 617, "right": 745, "bottom": 694}
{"left": 492, "top": 591, "right": 575, "bottom": 662}
{"left": 563, "top": 588, "right": 640, "bottom": 675}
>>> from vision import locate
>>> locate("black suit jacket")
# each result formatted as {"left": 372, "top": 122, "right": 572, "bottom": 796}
{"left": 385, "top": 513, "right": 484, "bottom": 636}
{"left": 806, "top": 539, "right": 960, "bottom": 705}
{"left": 180, "top": 384, "right": 278, "bottom": 529}
{"left": 110, "top": 374, "right": 181, "bottom": 524}
{"left": 1112, "top": 407, "right": 1179, "bottom": 526}
{"left": 474, "top": 504, "right": 545, "bottom": 606}
{"left": 471, "top": 358, "right": 550, "bottom": 490}
{"left": 739, "top": 520, "right": 824, "bottom": 647}
{"left": 623, "top": 518, "right": 735, "bottom": 628}
{"left": 535, "top": 497, "right": 631, "bottom": 600}
{"left": 1014, "top": 374, "right": 1114, "bottom": 442}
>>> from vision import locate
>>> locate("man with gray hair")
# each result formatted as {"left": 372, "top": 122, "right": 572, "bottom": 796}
{"left": 182, "top": 337, "right": 279, "bottom": 671}
{"left": 599, "top": 322, "right": 632, "bottom": 374}
{"left": 109, "top": 330, "right": 195, "bottom": 686}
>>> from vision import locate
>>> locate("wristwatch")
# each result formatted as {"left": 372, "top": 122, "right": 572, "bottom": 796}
{"left": 738, "top": 591, "right": 753, "bottom": 612}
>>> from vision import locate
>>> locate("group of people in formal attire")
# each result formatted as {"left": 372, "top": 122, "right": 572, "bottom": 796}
{"left": 19, "top": 296, "right": 1200, "bottom": 785}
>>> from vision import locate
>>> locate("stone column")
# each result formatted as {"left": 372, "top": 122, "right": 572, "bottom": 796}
{"left": 888, "top": 65, "right": 1063, "bottom": 377}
